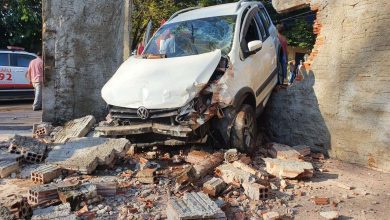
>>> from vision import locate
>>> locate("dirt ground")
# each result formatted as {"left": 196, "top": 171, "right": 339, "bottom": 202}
{"left": 0, "top": 145, "right": 389, "bottom": 220}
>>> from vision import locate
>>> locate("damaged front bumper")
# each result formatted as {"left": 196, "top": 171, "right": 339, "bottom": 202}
{"left": 95, "top": 123, "right": 192, "bottom": 138}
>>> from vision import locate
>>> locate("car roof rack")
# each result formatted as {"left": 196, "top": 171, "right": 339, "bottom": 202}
{"left": 236, "top": 0, "right": 255, "bottom": 11}
{"left": 167, "top": 6, "right": 201, "bottom": 22}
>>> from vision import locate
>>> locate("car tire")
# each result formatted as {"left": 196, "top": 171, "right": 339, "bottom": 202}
{"left": 230, "top": 104, "right": 257, "bottom": 153}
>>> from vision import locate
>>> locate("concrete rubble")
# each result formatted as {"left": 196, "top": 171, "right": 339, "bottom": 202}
{"left": 0, "top": 160, "right": 19, "bottom": 178}
{"left": 9, "top": 135, "right": 48, "bottom": 163}
{"left": 166, "top": 192, "right": 226, "bottom": 220}
{"left": 52, "top": 115, "right": 96, "bottom": 144}
{"left": 32, "top": 203, "right": 75, "bottom": 220}
{"left": 46, "top": 137, "right": 130, "bottom": 174}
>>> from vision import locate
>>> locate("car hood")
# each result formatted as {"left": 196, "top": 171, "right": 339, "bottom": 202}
{"left": 101, "top": 50, "right": 222, "bottom": 109}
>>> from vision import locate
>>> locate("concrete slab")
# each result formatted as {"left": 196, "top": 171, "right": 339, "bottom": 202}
{"left": 166, "top": 192, "right": 226, "bottom": 220}
{"left": 46, "top": 137, "right": 130, "bottom": 174}
{"left": 53, "top": 115, "right": 96, "bottom": 144}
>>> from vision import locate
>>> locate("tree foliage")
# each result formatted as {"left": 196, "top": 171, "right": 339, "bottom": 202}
{"left": 284, "top": 18, "right": 315, "bottom": 49}
{"left": 0, "top": 0, "right": 42, "bottom": 52}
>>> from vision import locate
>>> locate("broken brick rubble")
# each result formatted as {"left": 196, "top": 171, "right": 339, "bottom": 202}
{"left": 136, "top": 168, "right": 156, "bottom": 184}
{"left": 292, "top": 145, "right": 311, "bottom": 157}
{"left": 263, "top": 158, "right": 314, "bottom": 179}
{"left": 28, "top": 184, "right": 59, "bottom": 205}
{"left": 203, "top": 177, "right": 227, "bottom": 197}
{"left": 185, "top": 150, "right": 210, "bottom": 164}
{"left": 242, "top": 182, "right": 270, "bottom": 200}
{"left": 191, "top": 151, "right": 224, "bottom": 179}
{"left": 268, "top": 143, "right": 302, "bottom": 161}
{"left": 224, "top": 149, "right": 238, "bottom": 163}
{"left": 0, "top": 195, "right": 32, "bottom": 219}
{"left": 57, "top": 182, "right": 98, "bottom": 211}
{"left": 215, "top": 163, "right": 256, "bottom": 186}
{"left": 31, "top": 164, "right": 63, "bottom": 184}
{"left": 9, "top": 135, "right": 48, "bottom": 163}
{"left": 312, "top": 197, "right": 330, "bottom": 205}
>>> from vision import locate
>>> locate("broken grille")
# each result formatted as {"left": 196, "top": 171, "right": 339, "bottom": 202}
{"left": 109, "top": 106, "right": 179, "bottom": 122}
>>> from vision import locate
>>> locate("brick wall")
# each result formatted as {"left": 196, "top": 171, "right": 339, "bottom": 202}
{"left": 42, "top": 0, "right": 131, "bottom": 123}
{"left": 266, "top": 0, "right": 390, "bottom": 172}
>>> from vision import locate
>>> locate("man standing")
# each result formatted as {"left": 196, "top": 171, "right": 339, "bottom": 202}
{"left": 276, "top": 24, "right": 288, "bottom": 85}
{"left": 26, "top": 51, "right": 43, "bottom": 111}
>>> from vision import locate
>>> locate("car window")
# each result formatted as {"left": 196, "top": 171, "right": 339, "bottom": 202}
{"left": 11, "top": 54, "right": 36, "bottom": 67}
{"left": 255, "top": 14, "right": 267, "bottom": 40}
{"left": 243, "top": 18, "right": 261, "bottom": 47}
{"left": 0, "top": 53, "right": 10, "bottom": 66}
{"left": 258, "top": 8, "right": 271, "bottom": 30}
{"left": 143, "top": 15, "right": 236, "bottom": 58}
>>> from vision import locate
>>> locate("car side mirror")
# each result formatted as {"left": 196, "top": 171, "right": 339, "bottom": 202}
{"left": 248, "top": 40, "right": 262, "bottom": 53}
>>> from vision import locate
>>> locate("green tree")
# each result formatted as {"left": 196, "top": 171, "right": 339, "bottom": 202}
{"left": 0, "top": 0, "right": 42, "bottom": 52}
{"left": 284, "top": 18, "right": 315, "bottom": 49}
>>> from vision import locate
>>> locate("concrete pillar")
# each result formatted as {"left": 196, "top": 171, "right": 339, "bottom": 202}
{"left": 42, "top": 0, "right": 132, "bottom": 123}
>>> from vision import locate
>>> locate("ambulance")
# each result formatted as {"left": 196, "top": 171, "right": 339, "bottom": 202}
{"left": 0, "top": 46, "right": 37, "bottom": 100}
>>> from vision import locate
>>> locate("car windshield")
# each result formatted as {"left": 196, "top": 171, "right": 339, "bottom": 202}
{"left": 143, "top": 15, "right": 236, "bottom": 58}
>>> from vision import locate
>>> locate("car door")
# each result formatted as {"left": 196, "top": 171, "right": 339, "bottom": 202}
{"left": 252, "top": 8, "right": 278, "bottom": 102}
{"left": 256, "top": 7, "right": 277, "bottom": 74}
{"left": 10, "top": 53, "right": 36, "bottom": 89}
{"left": 238, "top": 6, "right": 268, "bottom": 106}
{"left": 0, "top": 52, "right": 13, "bottom": 89}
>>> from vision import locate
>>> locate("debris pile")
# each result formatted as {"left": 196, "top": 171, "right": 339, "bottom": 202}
{"left": 0, "top": 115, "right": 348, "bottom": 219}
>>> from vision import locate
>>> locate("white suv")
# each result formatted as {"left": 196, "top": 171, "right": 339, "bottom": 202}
{"left": 0, "top": 48, "right": 37, "bottom": 100}
{"left": 100, "top": 1, "right": 282, "bottom": 152}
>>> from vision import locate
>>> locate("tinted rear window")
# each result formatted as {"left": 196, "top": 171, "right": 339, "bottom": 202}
{"left": 11, "top": 54, "right": 36, "bottom": 67}
{"left": 0, "top": 53, "right": 10, "bottom": 66}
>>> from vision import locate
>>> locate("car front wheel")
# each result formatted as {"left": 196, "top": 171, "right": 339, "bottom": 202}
{"left": 230, "top": 104, "right": 257, "bottom": 153}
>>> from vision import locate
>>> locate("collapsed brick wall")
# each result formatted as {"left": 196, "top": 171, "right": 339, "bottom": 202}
{"left": 42, "top": 0, "right": 131, "bottom": 123}
{"left": 265, "top": 0, "right": 390, "bottom": 172}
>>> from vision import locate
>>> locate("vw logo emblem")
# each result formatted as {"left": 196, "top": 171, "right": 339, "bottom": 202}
{"left": 137, "top": 106, "right": 149, "bottom": 120}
